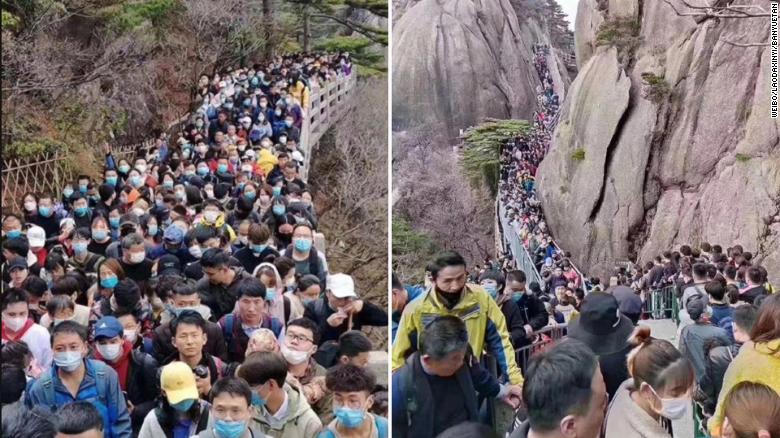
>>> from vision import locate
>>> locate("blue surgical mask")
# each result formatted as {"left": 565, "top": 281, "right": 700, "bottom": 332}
{"left": 92, "top": 229, "right": 108, "bottom": 241}
{"left": 251, "top": 392, "right": 266, "bottom": 407}
{"left": 294, "top": 238, "right": 312, "bottom": 252}
{"left": 244, "top": 191, "right": 256, "bottom": 201}
{"left": 101, "top": 275, "right": 119, "bottom": 289}
{"left": 63, "top": 188, "right": 74, "bottom": 198}
{"left": 198, "top": 167, "right": 209, "bottom": 176}
{"left": 131, "top": 176, "right": 143, "bottom": 187}
{"left": 272, "top": 205, "right": 285, "bottom": 216}
{"left": 284, "top": 120, "right": 292, "bottom": 127}
{"left": 79, "top": 184, "right": 88, "bottom": 194}
{"left": 218, "top": 164, "right": 229, "bottom": 173}
{"left": 54, "top": 350, "right": 83, "bottom": 372}
{"left": 38, "top": 206, "right": 51, "bottom": 217}
{"left": 109, "top": 217, "right": 120, "bottom": 228}
{"left": 73, "top": 242, "right": 88, "bottom": 254}
{"left": 214, "top": 419, "right": 248, "bottom": 438}
{"left": 148, "top": 225, "right": 158, "bottom": 236}
{"left": 484, "top": 285, "right": 498, "bottom": 299}
{"left": 106, "top": 176, "right": 118, "bottom": 186}
{"left": 512, "top": 292, "right": 525, "bottom": 303}
{"left": 171, "top": 399, "right": 195, "bottom": 412}
{"left": 302, "top": 298, "right": 315, "bottom": 305}
{"left": 266, "top": 290, "right": 276, "bottom": 302}
{"left": 75, "top": 206, "right": 89, "bottom": 217}
{"left": 163, "top": 181, "right": 174, "bottom": 189}
{"left": 6, "top": 229, "right": 21, "bottom": 239}
{"left": 251, "top": 244, "right": 266, "bottom": 254}
{"left": 334, "top": 407, "right": 366, "bottom": 428}
{"left": 118, "top": 165, "right": 131, "bottom": 174}
{"left": 272, "top": 186, "right": 282, "bottom": 197}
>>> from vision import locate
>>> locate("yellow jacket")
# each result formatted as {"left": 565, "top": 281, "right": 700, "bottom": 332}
{"left": 391, "top": 284, "right": 524, "bottom": 384}
{"left": 257, "top": 149, "right": 278, "bottom": 176}
{"left": 290, "top": 80, "right": 310, "bottom": 109}
{"left": 708, "top": 340, "right": 780, "bottom": 436}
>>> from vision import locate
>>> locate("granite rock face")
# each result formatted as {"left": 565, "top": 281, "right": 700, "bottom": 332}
{"left": 538, "top": 0, "right": 779, "bottom": 284}
{"left": 392, "top": 0, "right": 571, "bottom": 134}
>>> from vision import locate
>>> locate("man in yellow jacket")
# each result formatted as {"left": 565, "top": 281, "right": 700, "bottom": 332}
{"left": 392, "top": 251, "right": 524, "bottom": 385}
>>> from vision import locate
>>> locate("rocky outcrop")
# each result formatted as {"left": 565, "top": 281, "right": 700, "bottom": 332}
{"left": 392, "top": 0, "right": 572, "bottom": 134}
{"left": 538, "top": 0, "right": 780, "bottom": 284}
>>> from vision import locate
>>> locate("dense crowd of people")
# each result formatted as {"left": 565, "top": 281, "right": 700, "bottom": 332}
{"left": 1, "top": 52, "right": 391, "bottom": 438}
{"left": 390, "top": 44, "right": 779, "bottom": 438}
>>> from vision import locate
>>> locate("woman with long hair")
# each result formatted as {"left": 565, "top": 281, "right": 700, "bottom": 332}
{"left": 709, "top": 294, "right": 780, "bottom": 437}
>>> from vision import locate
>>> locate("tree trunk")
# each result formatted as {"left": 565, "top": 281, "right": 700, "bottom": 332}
{"left": 262, "top": 0, "right": 274, "bottom": 58}
{"left": 303, "top": 8, "right": 311, "bottom": 53}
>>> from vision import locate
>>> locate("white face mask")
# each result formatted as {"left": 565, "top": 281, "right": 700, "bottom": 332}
{"left": 4, "top": 315, "right": 27, "bottom": 331}
{"left": 281, "top": 343, "right": 309, "bottom": 365}
{"left": 129, "top": 252, "right": 146, "bottom": 264}
{"left": 123, "top": 329, "right": 138, "bottom": 344}
{"left": 132, "top": 208, "right": 146, "bottom": 217}
{"left": 97, "top": 343, "right": 123, "bottom": 361}
{"left": 648, "top": 384, "right": 690, "bottom": 420}
{"left": 204, "top": 211, "right": 219, "bottom": 223}
{"left": 189, "top": 245, "right": 203, "bottom": 259}
{"left": 24, "top": 201, "right": 37, "bottom": 212}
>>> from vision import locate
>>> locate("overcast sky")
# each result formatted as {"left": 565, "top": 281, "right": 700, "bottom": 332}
{"left": 557, "top": 0, "right": 579, "bottom": 30}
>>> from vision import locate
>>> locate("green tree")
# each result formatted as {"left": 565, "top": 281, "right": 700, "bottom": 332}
{"left": 460, "top": 119, "right": 530, "bottom": 196}
{"left": 314, "top": 35, "right": 385, "bottom": 74}
{"left": 284, "top": 0, "right": 387, "bottom": 51}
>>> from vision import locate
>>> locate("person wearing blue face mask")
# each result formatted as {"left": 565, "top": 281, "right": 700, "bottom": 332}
{"left": 32, "top": 193, "right": 60, "bottom": 238}
{"left": 89, "top": 216, "right": 113, "bottom": 256}
{"left": 236, "top": 351, "right": 322, "bottom": 438}
{"left": 105, "top": 169, "right": 120, "bottom": 188}
{"left": 234, "top": 223, "right": 279, "bottom": 275}
{"left": 138, "top": 361, "right": 213, "bottom": 438}
{"left": 77, "top": 175, "right": 91, "bottom": 195}
{"left": 70, "top": 194, "right": 93, "bottom": 229}
{"left": 191, "top": 377, "right": 266, "bottom": 438}
{"left": 318, "top": 364, "right": 387, "bottom": 438}
{"left": 26, "top": 320, "right": 133, "bottom": 438}
{"left": 68, "top": 228, "right": 104, "bottom": 275}
{"left": 93, "top": 184, "right": 116, "bottom": 220}
{"left": 283, "top": 223, "right": 327, "bottom": 287}
{"left": 2, "top": 213, "right": 24, "bottom": 240}
{"left": 479, "top": 271, "right": 530, "bottom": 348}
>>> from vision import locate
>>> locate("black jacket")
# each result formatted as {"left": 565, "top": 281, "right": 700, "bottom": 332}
{"left": 739, "top": 285, "right": 767, "bottom": 304}
{"left": 126, "top": 349, "right": 160, "bottom": 435}
{"left": 196, "top": 267, "right": 252, "bottom": 320}
{"left": 152, "top": 318, "right": 228, "bottom": 363}
{"left": 391, "top": 351, "right": 500, "bottom": 438}
{"left": 233, "top": 246, "right": 280, "bottom": 274}
{"left": 511, "top": 293, "right": 547, "bottom": 332}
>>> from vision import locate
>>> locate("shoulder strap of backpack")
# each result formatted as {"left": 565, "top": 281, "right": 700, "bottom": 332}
{"left": 223, "top": 314, "right": 234, "bottom": 352}
{"left": 314, "top": 299, "right": 326, "bottom": 320}
{"left": 213, "top": 356, "right": 224, "bottom": 379}
{"left": 196, "top": 406, "right": 210, "bottom": 433}
{"left": 308, "top": 249, "right": 319, "bottom": 276}
{"left": 284, "top": 295, "right": 291, "bottom": 323}
{"left": 94, "top": 364, "right": 114, "bottom": 428}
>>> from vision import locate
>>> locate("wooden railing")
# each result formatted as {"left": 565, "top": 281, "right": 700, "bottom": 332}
{"left": 299, "top": 72, "right": 359, "bottom": 180}
{"left": 1, "top": 151, "right": 77, "bottom": 214}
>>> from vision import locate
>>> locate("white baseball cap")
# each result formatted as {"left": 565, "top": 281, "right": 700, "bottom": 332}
{"left": 27, "top": 225, "right": 46, "bottom": 248}
{"left": 327, "top": 273, "right": 357, "bottom": 298}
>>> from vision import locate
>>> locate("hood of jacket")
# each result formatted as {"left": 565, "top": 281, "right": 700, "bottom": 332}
{"left": 252, "top": 383, "right": 313, "bottom": 428}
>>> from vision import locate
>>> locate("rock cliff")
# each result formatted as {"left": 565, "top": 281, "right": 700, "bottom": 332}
{"left": 538, "top": 0, "right": 779, "bottom": 284}
{"left": 392, "top": 0, "right": 573, "bottom": 135}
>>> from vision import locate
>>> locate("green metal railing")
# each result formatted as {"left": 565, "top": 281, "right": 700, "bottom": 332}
{"left": 642, "top": 285, "right": 681, "bottom": 324}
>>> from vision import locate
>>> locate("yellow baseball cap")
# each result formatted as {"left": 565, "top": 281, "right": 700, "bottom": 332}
{"left": 160, "top": 362, "right": 199, "bottom": 404}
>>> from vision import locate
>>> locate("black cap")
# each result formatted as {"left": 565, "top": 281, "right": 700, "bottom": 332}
{"left": 157, "top": 254, "right": 182, "bottom": 276}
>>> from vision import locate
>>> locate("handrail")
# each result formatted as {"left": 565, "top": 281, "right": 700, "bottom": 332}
{"left": 497, "top": 201, "right": 544, "bottom": 287}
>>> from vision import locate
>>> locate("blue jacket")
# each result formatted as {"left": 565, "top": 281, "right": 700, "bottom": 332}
{"left": 26, "top": 358, "right": 132, "bottom": 438}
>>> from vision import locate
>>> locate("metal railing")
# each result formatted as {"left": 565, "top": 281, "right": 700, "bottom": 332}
{"left": 514, "top": 323, "right": 568, "bottom": 372}
{"left": 498, "top": 201, "right": 544, "bottom": 286}
{"left": 642, "top": 285, "right": 680, "bottom": 323}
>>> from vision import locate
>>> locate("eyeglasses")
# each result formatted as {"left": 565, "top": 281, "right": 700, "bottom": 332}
{"left": 287, "top": 332, "right": 313, "bottom": 344}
